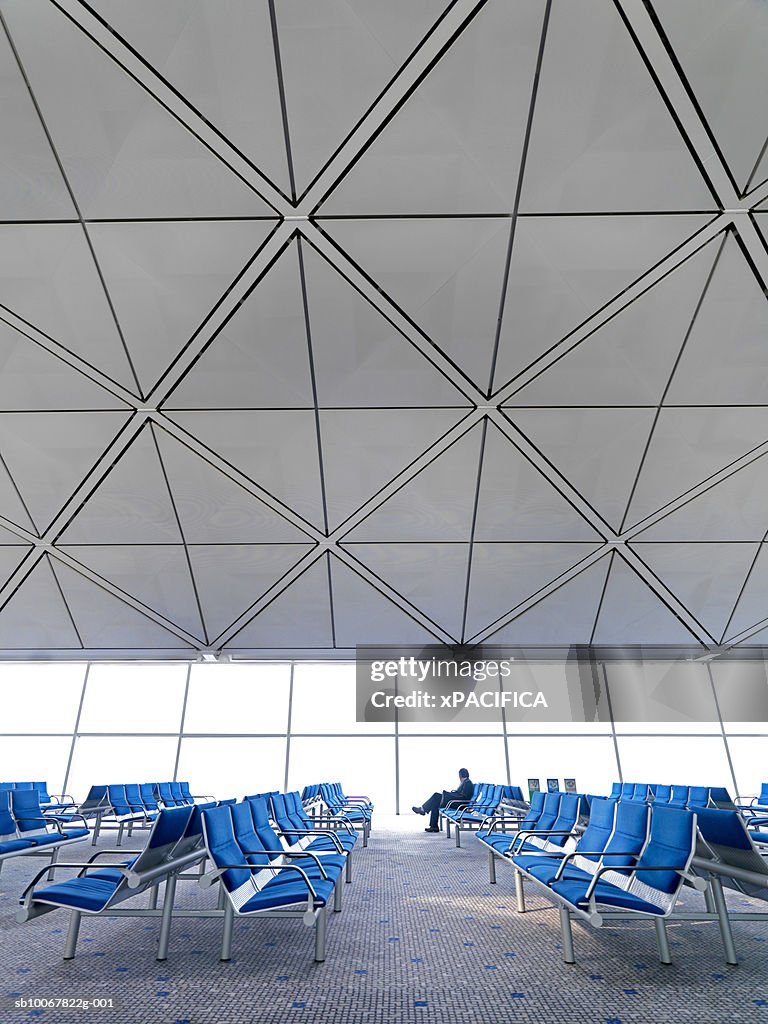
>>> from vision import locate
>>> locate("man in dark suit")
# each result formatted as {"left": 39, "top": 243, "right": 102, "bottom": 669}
{"left": 412, "top": 768, "right": 473, "bottom": 832}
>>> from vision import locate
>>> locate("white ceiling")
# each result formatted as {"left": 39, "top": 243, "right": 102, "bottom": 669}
{"left": 0, "top": 0, "right": 767, "bottom": 658}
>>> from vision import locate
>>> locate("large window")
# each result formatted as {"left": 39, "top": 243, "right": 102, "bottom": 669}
{"left": 0, "top": 659, "right": 765, "bottom": 811}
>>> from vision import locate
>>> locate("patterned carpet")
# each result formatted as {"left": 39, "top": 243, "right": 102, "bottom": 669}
{"left": 1, "top": 814, "right": 766, "bottom": 1024}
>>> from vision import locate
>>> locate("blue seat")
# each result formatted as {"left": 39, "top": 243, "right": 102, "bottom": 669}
{"left": 477, "top": 790, "right": 546, "bottom": 863}
{"left": 521, "top": 804, "right": 700, "bottom": 965}
{"left": 202, "top": 804, "right": 339, "bottom": 962}
{"left": 18, "top": 806, "right": 198, "bottom": 960}
{"left": 271, "top": 792, "right": 357, "bottom": 857}
{"left": 522, "top": 797, "right": 617, "bottom": 886}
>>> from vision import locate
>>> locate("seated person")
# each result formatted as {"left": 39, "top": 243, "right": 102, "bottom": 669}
{"left": 413, "top": 768, "right": 473, "bottom": 833}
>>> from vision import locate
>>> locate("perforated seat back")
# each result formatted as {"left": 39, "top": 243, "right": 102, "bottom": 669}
{"left": 202, "top": 805, "right": 252, "bottom": 894}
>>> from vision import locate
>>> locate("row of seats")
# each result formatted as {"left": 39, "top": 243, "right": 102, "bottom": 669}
{"left": 505, "top": 798, "right": 702, "bottom": 964}
{"left": 78, "top": 782, "right": 212, "bottom": 845}
{"left": 608, "top": 782, "right": 734, "bottom": 808}
{"left": 0, "top": 789, "right": 89, "bottom": 875}
{"left": 302, "top": 782, "right": 373, "bottom": 846}
{"left": 480, "top": 788, "right": 768, "bottom": 966}
{"left": 19, "top": 787, "right": 365, "bottom": 964}
{"left": 440, "top": 783, "right": 524, "bottom": 847}
{"left": 0, "top": 781, "right": 74, "bottom": 810}
{"left": 478, "top": 791, "right": 586, "bottom": 871}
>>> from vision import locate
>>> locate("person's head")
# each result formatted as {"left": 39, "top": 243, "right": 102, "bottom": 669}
{"left": 458, "top": 768, "right": 469, "bottom": 780}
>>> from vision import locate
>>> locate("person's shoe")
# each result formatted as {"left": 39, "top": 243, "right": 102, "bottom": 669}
{"left": 424, "top": 826, "right": 439, "bottom": 833}
{"left": 412, "top": 805, "right": 425, "bottom": 815}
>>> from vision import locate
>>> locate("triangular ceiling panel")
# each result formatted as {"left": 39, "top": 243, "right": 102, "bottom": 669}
{"left": 0, "top": 455, "right": 36, "bottom": 534}
{"left": 653, "top": 0, "right": 768, "bottom": 193}
{"left": 636, "top": 452, "right": 768, "bottom": 542}
{"left": 0, "top": 24, "right": 75, "bottom": 219}
{"left": 91, "top": 0, "right": 291, "bottom": 194}
{"left": 165, "top": 410, "right": 325, "bottom": 531}
{"left": 0, "top": 411, "right": 131, "bottom": 534}
{"left": 2, "top": 1, "right": 274, "bottom": 217}
{"left": 89, "top": 220, "right": 276, "bottom": 394}
{"left": 319, "top": 409, "right": 467, "bottom": 530}
{"left": 0, "top": 225, "right": 140, "bottom": 392}
{"left": 57, "top": 544, "right": 206, "bottom": 642}
{"left": 52, "top": 560, "right": 193, "bottom": 649}
{"left": 519, "top": 0, "right": 714, "bottom": 212}
{"left": 474, "top": 420, "right": 601, "bottom": 541}
{"left": 164, "top": 240, "right": 313, "bottom": 410}
{"left": 342, "top": 542, "right": 469, "bottom": 639}
{"left": 345, "top": 422, "right": 482, "bottom": 542}
{"left": 0, "top": 319, "right": 128, "bottom": 412}
{"left": 482, "top": 555, "right": 611, "bottom": 645}
{"left": 187, "top": 543, "right": 314, "bottom": 640}
{"left": 464, "top": 543, "right": 603, "bottom": 640}
{"left": 505, "top": 237, "right": 720, "bottom": 406}
{"left": 276, "top": 0, "right": 451, "bottom": 196}
{"left": 302, "top": 242, "right": 469, "bottom": 407}
{"left": 665, "top": 233, "right": 768, "bottom": 404}
{"left": 321, "top": 218, "right": 510, "bottom": 389}
{"left": 0, "top": 542, "right": 31, "bottom": 593}
{"left": 58, "top": 425, "right": 180, "bottom": 545}
{"left": 631, "top": 541, "right": 759, "bottom": 641}
{"left": 225, "top": 555, "right": 333, "bottom": 649}
{"left": 592, "top": 554, "right": 703, "bottom": 646}
{"left": 153, "top": 427, "right": 310, "bottom": 544}
{"left": 0, "top": 556, "right": 80, "bottom": 649}
{"left": 723, "top": 544, "right": 768, "bottom": 642}
{"left": 329, "top": 554, "right": 440, "bottom": 646}
{"left": 505, "top": 408, "right": 656, "bottom": 531}
{"left": 320, "top": 0, "right": 546, "bottom": 213}
{"left": 624, "top": 408, "right": 768, "bottom": 530}
{"left": 491, "top": 214, "right": 713, "bottom": 391}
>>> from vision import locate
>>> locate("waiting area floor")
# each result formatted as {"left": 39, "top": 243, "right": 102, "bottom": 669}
{"left": 1, "top": 814, "right": 766, "bottom": 1024}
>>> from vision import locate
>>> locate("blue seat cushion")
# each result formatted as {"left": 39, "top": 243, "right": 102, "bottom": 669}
{"left": 512, "top": 853, "right": 564, "bottom": 875}
{"left": 306, "top": 835, "right": 356, "bottom": 853}
{"left": 478, "top": 832, "right": 516, "bottom": 854}
{"left": 527, "top": 861, "right": 593, "bottom": 886}
{"left": 240, "top": 875, "right": 336, "bottom": 912}
{"left": 0, "top": 838, "right": 36, "bottom": 855}
{"left": 88, "top": 857, "right": 138, "bottom": 882}
{"left": 31, "top": 877, "right": 120, "bottom": 913}
{"left": 25, "top": 833, "right": 62, "bottom": 847}
{"left": 550, "top": 878, "right": 665, "bottom": 916}
{"left": 62, "top": 828, "right": 90, "bottom": 840}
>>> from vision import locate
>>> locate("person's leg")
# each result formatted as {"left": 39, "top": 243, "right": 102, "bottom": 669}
{"left": 414, "top": 792, "right": 440, "bottom": 818}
